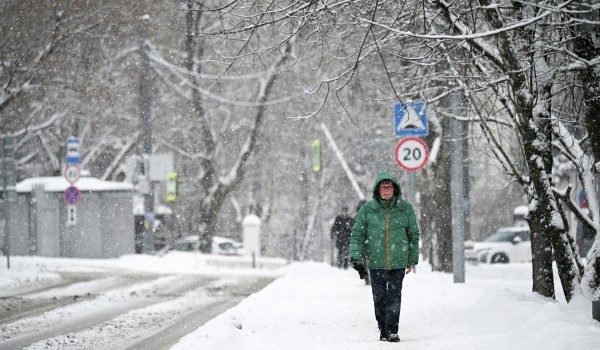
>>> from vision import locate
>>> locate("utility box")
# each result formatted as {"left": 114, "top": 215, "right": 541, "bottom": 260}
{"left": 12, "top": 176, "right": 134, "bottom": 258}
{"left": 242, "top": 214, "right": 261, "bottom": 258}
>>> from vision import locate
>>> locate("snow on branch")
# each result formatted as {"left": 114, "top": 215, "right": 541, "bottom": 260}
{"left": 218, "top": 36, "right": 297, "bottom": 193}
{"left": 101, "top": 132, "right": 140, "bottom": 181}
{"left": 158, "top": 137, "right": 209, "bottom": 161}
{"left": 146, "top": 46, "right": 302, "bottom": 107}
{"left": 3, "top": 112, "right": 66, "bottom": 138}
{"left": 552, "top": 119, "right": 599, "bottom": 229}
{"left": 362, "top": 0, "right": 567, "bottom": 40}
{"left": 35, "top": 131, "right": 60, "bottom": 170}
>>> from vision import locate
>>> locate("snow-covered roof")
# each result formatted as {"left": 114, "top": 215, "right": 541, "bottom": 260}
{"left": 16, "top": 176, "right": 133, "bottom": 193}
{"left": 242, "top": 214, "right": 261, "bottom": 226}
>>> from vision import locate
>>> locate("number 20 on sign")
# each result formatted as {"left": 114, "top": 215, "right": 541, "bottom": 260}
{"left": 395, "top": 137, "right": 429, "bottom": 172}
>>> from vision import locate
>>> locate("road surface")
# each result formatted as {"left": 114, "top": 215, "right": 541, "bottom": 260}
{"left": 0, "top": 268, "right": 273, "bottom": 350}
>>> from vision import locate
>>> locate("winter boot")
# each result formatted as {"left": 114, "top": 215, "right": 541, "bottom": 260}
{"left": 387, "top": 334, "right": 400, "bottom": 342}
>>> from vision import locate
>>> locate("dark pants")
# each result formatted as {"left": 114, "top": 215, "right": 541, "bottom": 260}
{"left": 369, "top": 268, "right": 406, "bottom": 336}
{"left": 337, "top": 243, "right": 350, "bottom": 269}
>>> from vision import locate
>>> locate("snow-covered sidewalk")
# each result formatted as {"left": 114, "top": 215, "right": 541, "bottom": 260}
{"left": 172, "top": 262, "right": 599, "bottom": 350}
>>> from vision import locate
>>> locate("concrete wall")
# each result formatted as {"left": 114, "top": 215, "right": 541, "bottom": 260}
{"left": 11, "top": 182, "right": 134, "bottom": 259}
{"left": 101, "top": 191, "right": 134, "bottom": 257}
{"left": 34, "top": 185, "right": 61, "bottom": 257}
{"left": 61, "top": 191, "right": 103, "bottom": 258}
{"left": 6, "top": 195, "right": 29, "bottom": 256}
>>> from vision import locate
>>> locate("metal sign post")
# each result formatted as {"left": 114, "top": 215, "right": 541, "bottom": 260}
{"left": 64, "top": 137, "right": 81, "bottom": 227}
{"left": 394, "top": 103, "right": 429, "bottom": 273}
{"left": 2, "top": 137, "right": 16, "bottom": 269}
{"left": 450, "top": 92, "right": 466, "bottom": 283}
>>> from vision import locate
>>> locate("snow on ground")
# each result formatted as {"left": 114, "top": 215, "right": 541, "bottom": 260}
{"left": 172, "top": 261, "right": 599, "bottom": 350}
{"left": 1, "top": 255, "right": 599, "bottom": 350}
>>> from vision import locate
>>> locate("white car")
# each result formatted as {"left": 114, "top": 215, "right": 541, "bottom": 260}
{"left": 464, "top": 227, "right": 531, "bottom": 264}
{"left": 158, "top": 235, "right": 241, "bottom": 256}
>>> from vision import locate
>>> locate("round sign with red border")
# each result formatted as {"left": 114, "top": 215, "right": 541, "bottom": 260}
{"left": 64, "top": 185, "right": 81, "bottom": 205}
{"left": 64, "top": 165, "right": 81, "bottom": 183}
{"left": 395, "top": 137, "right": 429, "bottom": 172}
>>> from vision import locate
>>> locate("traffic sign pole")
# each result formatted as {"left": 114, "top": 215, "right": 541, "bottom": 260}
{"left": 2, "top": 137, "right": 16, "bottom": 269}
{"left": 64, "top": 137, "right": 82, "bottom": 226}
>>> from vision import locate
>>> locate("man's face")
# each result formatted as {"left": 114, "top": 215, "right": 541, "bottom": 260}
{"left": 378, "top": 180, "right": 394, "bottom": 200}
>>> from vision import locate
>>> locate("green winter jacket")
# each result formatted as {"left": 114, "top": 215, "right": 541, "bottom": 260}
{"left": 349, "top": 171, "right": 420, "bottom": 270}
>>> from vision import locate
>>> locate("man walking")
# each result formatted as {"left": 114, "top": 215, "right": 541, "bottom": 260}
{"left": 330, "top": 206, "right": 354, "bottom": 269}
{"left": 349, "top": 171, "right": 420, "bottom": 342}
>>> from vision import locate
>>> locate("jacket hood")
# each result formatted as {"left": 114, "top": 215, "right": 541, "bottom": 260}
{"left": 371, "top": 171, "right": 401, "bottom": 199}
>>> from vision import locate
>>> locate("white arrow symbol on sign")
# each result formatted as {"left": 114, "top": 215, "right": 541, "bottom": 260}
{"left": 67, "top": 204, "right": 77, "bottom": 226}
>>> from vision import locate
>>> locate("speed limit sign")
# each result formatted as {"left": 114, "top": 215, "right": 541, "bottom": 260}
{"left": 395, "top": 137, "right": 429, "bottom": 172}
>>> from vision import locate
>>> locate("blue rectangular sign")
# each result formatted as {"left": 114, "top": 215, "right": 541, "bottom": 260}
{"left": 66, "top": 137, "right": 81, "bottom": 165}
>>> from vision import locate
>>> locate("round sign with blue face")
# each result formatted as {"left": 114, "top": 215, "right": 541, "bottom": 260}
{"left": 64, "top": 186, "right": 80, "bottom": 205}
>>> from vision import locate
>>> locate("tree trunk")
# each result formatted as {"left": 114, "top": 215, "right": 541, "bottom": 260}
{"left": 421, "top": 114, "right": 453, "bottom": 272}
{"left": 529, "top": 197, "right": 555, "bottom": 298}
{"left": 476, "top": 2, "right": 581, "bottom": 300}
{"left": 573, "top": 15, "right": 600, "bottom": 295}
{"left": 519, "top": 99, "right": 580, "bottom": 301}
{"left": 527, "top": 183, "right": 555, "bottom": 299}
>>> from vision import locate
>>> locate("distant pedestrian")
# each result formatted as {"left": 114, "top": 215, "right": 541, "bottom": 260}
{"left": 349, "top": 171, "right": 420, "bottom": 342}
{"left": 331, "top": 206, "right": 354, "bottom": 269}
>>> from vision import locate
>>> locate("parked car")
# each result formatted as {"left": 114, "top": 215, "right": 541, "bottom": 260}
{"left": 464, "top": 227, "right": 531, "bottom": 264}
{"left": 158, "top": 235, "right": 241, "bottom": 256}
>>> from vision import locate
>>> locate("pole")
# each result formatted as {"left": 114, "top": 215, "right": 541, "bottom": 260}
{"left": 292, "top": 229, "right": 297, "bottom": 261}
{"left": 450, "top": 89, "right": 466, "bottom": 283}
{"left": 408, "top": 172, "right": 417, "bottom": 205}
{"left": 2, "top": 137, "right": 7, "bottom": 269}
{"left": 139, "top": 6, "right": 154, "bottom": 253}
{"left": 2, "top": 137, "right": 15, "bottom": 269}
{"left": 315, "top": 170, "right": 322, "bottom": 262}
{"left": 463, "top": 126, "right": 471, "bottom": 238}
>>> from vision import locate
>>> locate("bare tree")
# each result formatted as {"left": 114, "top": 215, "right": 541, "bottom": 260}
{"left": 147, "top": 1, "right": 299, "bottom": 252}
{"left": 0, "top": 2, "right": 100, "bottom": 175}
{"left": 196, "top": 0, "right": 600, "bottom": 302}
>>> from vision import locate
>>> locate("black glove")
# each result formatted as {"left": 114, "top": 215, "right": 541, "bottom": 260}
{"left": 352, "top": 262, "right": 368, "bottom": 280}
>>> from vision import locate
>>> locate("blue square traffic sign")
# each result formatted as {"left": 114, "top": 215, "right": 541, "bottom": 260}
{"left": 394, "top": 102, "right": 428, "bottom": 137}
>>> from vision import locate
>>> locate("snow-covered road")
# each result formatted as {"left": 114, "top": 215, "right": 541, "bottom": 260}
{"left": 0, "top": 262, "right": 274, "bottom": 350}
